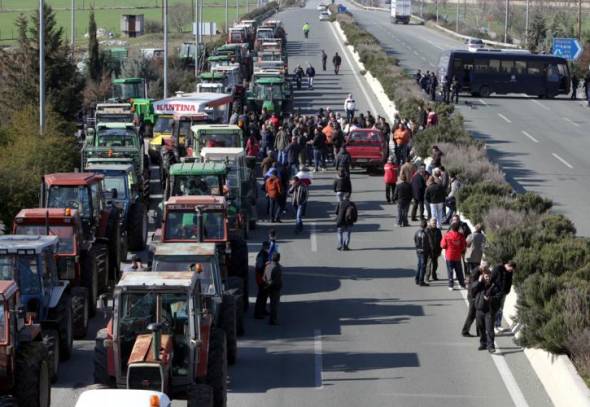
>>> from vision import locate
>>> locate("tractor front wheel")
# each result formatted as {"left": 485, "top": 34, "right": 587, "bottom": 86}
{"left": 188, "top": 384, "right": 213, "bottom": 407}
{"left": 14, "top": 341, "right": 51, "bottom": 407}
{"left": 207, "top": 328, "right": 228, "bottom": 407}
{"left": 94, "top": 328, "right": 114, "bottom": 387}
{"left": 71, "top": 287, "right": 89, "bottom": 339}
{"left": 221, "top": 295, "right": 238, "bottom": 365}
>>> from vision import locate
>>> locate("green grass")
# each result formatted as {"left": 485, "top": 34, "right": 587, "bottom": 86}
{"left": 0, "top": 0, "right": 259, "bottom": 42}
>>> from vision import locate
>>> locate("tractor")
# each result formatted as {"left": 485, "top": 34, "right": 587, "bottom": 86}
{"left": 151, "top": 243, "right": 239, "bottom": 367}
{"left": 13, "top": 208, "right": 93, "bottom": 338}
{"left": 0, "top": 280, "right": 51, "bottom": 407}
{"left": 247, "top": 75, "right": 293, "bottom": 114}
{"left": 41, "top": 172, "right": 123, "bottom": 293}
{"left": 84, "top": 162, "right": 149, "bottom": 252}
{"left": 0, "top": 235, "right": 74, "bottom": 381}
{"left": 94, "top": 271, "right": 225, "bottom": 407}
{"left": 187, "top": 124, "right": 245, "bottom": 159}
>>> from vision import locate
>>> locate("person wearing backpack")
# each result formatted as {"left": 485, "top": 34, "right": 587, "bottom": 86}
{"left": 335, "top": 195, "right": 357, "bottom": 251}
{"left": 265, "top": 169, "right": 283, "bottom": 223}
{"left": 289, "top": 176, "right": 309, "bottom": 233}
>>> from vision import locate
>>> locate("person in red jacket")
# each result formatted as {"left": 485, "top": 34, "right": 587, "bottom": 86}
{"left": 441, "top": 221, "right": 467, "bottom": 290}
{"left": 383, "top": 158, "right": 397, "bottom": 203}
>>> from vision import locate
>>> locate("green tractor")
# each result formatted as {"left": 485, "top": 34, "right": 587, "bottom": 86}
{"left": 111, "top": 78, "right": 156, "bottom": 135}
{"left": 247, "top": 76, "right": 292, "bottom": 114}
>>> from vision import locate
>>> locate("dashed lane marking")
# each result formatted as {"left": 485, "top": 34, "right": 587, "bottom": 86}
{"left": 311, "top": 222, "right": 318, "bottom": 252}
{"left": 530, "top": 99, "right": 550, "bottom": 111}
{"left": 521, "top": 130, "right": 539, "bottom": 143}
{"left": 498, "top": 113, "right": 512, "bottom": 123}
{"left": 478, "top": 99, "right": 488, "bottom": 106}
{"left": 563, "top": 117, "right": 580, "bottom": 127}
{"left": 552, "top": 153, "right": 574, "bottom": 169}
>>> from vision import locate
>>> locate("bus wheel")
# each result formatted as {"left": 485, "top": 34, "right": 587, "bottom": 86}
{"left": 479, "top": 86, "right": 491, "bottom": 98}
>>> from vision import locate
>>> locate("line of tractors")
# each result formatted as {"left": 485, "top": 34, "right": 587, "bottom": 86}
{"left": 0, "top": 14, "right": 292, "bottom": 407}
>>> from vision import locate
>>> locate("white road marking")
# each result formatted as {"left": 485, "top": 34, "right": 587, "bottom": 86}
{"left": 311, "top": 222, "right": 318, "bottom": 252}
{"left": 149, "top": 179, "right": 161, "bottom": 183}
{"left": 413, "top": 50, "right": 419, "bottom": 56}
{"left": 498, "top": 113, "right": 512, "bottom": 123}
{"left": 328, "top": 22, "right": 379, "bottom": 114}
{"left": 149, "top": 194, "right": 164, "bottom": 199}
{"left": 563, "top": 117, "right": 580, "bottom": 127}
{"left": 149, "top": 165, "right": 160, "bottom": 170}
{"left": 552, "top": 153, "right": 574, "bottom": 169}
{"left": 530, "top": 99, "right": 549, "bottom": 111}
{"left": 478, "top": 99, "right": 488, "bottom": 106}
{"left": 521, "top": 130, "right": 539, "bottom": 143}
{"left": 314, "top": 329, "right": 323, "bottom": 389}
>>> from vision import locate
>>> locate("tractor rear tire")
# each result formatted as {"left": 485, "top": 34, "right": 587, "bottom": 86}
{"left": 94, "top": 328, "right": 114, "bottom": 386}
{"left": 188, "top": 384, "right": 213, "bottom": 407}
{"left": 227, "top": 277, "right": 246, "bottom": 336}
{"left": 14, "top": 341, "right": 51, "bottom": 407}
{"left": 71, "top": 287, "right": 89, "bottom": 339}
{"left": 230, "top": 238, "right": 249, "bottom": 310}
{"left": 0, "top": 397, "right": 18, "bottom": 407}
{"left": 81, "top": 249, "right": 99, "bottom": 317}
{"left": 207, "top": 328, "right": 228, "bottom": 407}
{"left": 53, "top": 294, "right": 73, "bottom": 360}
{"left": 42, "top": 329, "right": 59, "bottom": 383}
{"left": 107, "top": 218, "right": 121, "bottom": 283}
{"left": 221, "top": 295, "right": 238, "bottom": 366}
{"left": 94, "top": 243, "right": 110, "bottom": 293}
{"left": 127, "top": 202, "right": 147, "bottom": 251}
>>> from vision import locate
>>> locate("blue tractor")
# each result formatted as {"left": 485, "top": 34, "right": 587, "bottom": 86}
{"left": 0, "top": 235, "right": 74, "bottom": 382}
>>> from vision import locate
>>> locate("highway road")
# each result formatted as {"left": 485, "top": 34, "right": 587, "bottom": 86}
{"left": 347, "top": 2, "right": 590, "bottom": 236}
{"left": 51, "top": 2, "right": 554, "bottom": 406}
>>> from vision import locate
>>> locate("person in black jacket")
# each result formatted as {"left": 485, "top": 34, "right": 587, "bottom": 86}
{"left": 263, "top": 252, "right": 283, "bottom": 325}
{"left": 335, "top": 145, "right": 351, "bottom": 175}
{"left": 472, "top": 267, "right": 503, "bottom": 352}
{"left": 492, "top": 261, "right": 515, "bottom": 333}
{"left": 424, "top": 218, "right": 442, "bottom": 281}
{"left": 410, "top": 165, "right": 427, "bottom": 221}
{"left": 393, "top": 173, "right": 412, "bottom": 227}
{"left": 335, "top": 195, "right": 357, "bottom": 251}
{"left": 461, "top": 261, "right": 486, "bottom": 337}
{"left": 414, "top": 219, "right": 430, "bottom": 286}
{"left": 333, "top": 169, "right": 352, "bottom": 202}
{"left": 424, "top": 177, "right": 446, "bottom": 228}
{"left": 310, "top": 128, "right": 326, "bottom": 172}
{"left": 254, "top": 241, "right": 271, "bottom": 319}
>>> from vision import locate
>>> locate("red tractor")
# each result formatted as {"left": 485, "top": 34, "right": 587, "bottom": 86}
{"left": 40, "top": 173, "right": 123, "bottom": 294}
{"left": 94, "top": 272, "right": 226, "bottom": 407}
{"left": 13, "top": 208, "right": 99, "bottom": 337}
{"left": 0, "top": 280, "right": 51, "bottom": 407}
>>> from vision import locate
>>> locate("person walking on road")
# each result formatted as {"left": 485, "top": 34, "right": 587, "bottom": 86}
{"left": 334, "top": 168, "right": 352, "bottom": 202}
{"left": 441, "top": 222, "right": 467, "bottom": 290}
{"left": 465, "top": 224, "right": 486, "bottom": 276}
{"left": 393, "top": 174, "right": 412, "bottom": 227}
{"left": 335, "top": 145, "right": 352, "bottom": 175}
{"left": 429, "top": 72, "right": 438, "bottom": 101}
{"left": 321, "top": 49, "right": 328, "bottom": 71}
{"left": 333, "top": 52, "right": 342, "bottom": 75}
{"left": 425, "top": 218, "right": 442, "bottom": 281}
{"left": 265, "top": 169, "right": 283, "bottom": 223}
{"left": 414, "top": 220, "right": 430, "bottom": 286}
{"left": 254, "top": 241, "right": 270, "bottom": 319}
{"left": 451, "top": 76, "right": 460, "bottom": 104}
{"left": 289, "top": 176, "right": 309, "bottom": 233}
{"left": 410, "top": 165, "right": 426, "bottom": 221}
{"left": 306, "top": 63, "right": 316, "bottom": 89}
{"left": 303, "top": 22, "right": 310, "bottom": 39}
{"left": 571, "top": 73, "right": 579, "bottom": 100}
{"left": 384, "top": 158, "right": 397, "bottom": 203}
{"left": 268, "top": 229, "right": 279, "bottom": 258}
{"left": 425, "top": 176, "right": 446, "bottom": 228}
{"left": 461, "top": 262, "right": 485, "bottom": 337}
{"left": 343, "top": 94, "right": 356, "bottom": 123}
{"left": 492, "top": 261, "right": 515, "bottom": 334}
{"left": 335, "top": 195, "right": 357, "bottom": 251}
{"left": 472, "top": 267, "right": 503, "bottom": 353}
{"left": 311, "top": 128, "right": 326, "bottom": 172}
{"left": 264, "top": 252, "right": 283, "bottom": 325}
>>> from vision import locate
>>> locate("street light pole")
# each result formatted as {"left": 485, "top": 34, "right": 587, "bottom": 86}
{"left": 455, "top": 0, "right": 459, "bottom": 33}
{"left": 71, "top": 0, "right": 75, "bottom": 51}
{"left": 195, "top": 0, "right": 199, "bottom": 79}
{"left": 525, "top": 0, "right": 529, "bottom": 47}
{"left": 225, "top": 0, "right": 228, "bottom": 32}
{"left": 578, "top": 0, "right": 582, "bottom": 40}
{"left": 504, "top": 0, "right": 508, "bottom": 44}
{"left": 436, "top": 0, "right": 439, "bottom": 24}
{"left": 236, "top": 0, "right": 239, "bottom": 23}
{"left": 163, "top": 0, "right": 168, "bottom": 98}
{"left": 39, "top": 0, "right": 45, "bottom": 135}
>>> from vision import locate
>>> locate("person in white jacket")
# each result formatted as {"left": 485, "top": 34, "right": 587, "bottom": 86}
{"left": 344, "top": 94, "right": 356, "bottom": 123}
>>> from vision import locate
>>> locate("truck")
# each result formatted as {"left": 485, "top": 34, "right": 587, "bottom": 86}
{"left": 390, "top": 0, "right": 411, "bottom": 24}
{"left": 0, "top": 280, "right": 51, "bottom": 407}
{"left": 0, "top": 235, "right": 74, "bottom": 381}
{"left": 93, "top": 272, "right": 221, "bottom": 407}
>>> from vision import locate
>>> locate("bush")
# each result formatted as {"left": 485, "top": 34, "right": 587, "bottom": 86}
{"left": 144, "top": 20, "right": 162, "bottom": 34}
{"left": 483, "top": 207, "right": 527, "bottom": 233}
{"left": 438, "top": 142, "right": 505, "bottom": 186}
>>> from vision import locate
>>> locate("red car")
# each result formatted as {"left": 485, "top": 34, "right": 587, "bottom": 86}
{"left": 345, "top": 128, "right": 388, "bottom": 172}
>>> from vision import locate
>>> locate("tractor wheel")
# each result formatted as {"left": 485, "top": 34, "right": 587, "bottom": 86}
{"left": 52, "top": 294, "right": 73, "bottom": 360}
{"left": 94, "top": 328, "right": 114, "bottom": 386}
{"left": 0, "top": 396, "right": 18, "bottom": 407}
{"left": 94, "top": 243, "right": 110, "bottom": 293}
{"left": 81, "top": 249, "right": 99, "bottom": 317}
{"left": 42, "top": 329, "right": 59, "bottom": 383}
{"left": 14, "top": 341, "right": 51, "bottom": 407}
{"left": 226, "top": 276, "right": 246, "bottom": 336}
{"left": 230, "top": 238, "right": 249, "bottom": 310}
{"left": 143, "top": 155, "right": 151, "bottom": 199}
{"left": 188, "top": 384, "right": 213, "bottom": 407}
{"left": 127, "top": 202, "right": 148, "bottom": 251}
{"left": 107, "top": 218, "right": 121, "bottom": 282}
{"left": 220, "top": 294, "right": 238, "bottom": 366}
{"left": 71, "top": 287, "right": 89, "bottom": 339}
{"left": 207, "top": 328, "right": 228, "bottom": 407}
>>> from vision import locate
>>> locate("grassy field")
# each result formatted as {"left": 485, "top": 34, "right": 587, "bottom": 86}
{"left": 0, "top": 0, "right": 259, "bottom": 42}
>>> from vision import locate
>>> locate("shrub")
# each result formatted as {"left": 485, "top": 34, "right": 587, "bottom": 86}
{"left": 483, "top": 207, "right": 527, "bottom": 233}
{"left": 144, "top": 20, "right": 162, "bottom": 34}
{"left": 438, "top": 142, "right": 505, "bottom": 186}
{"left": 510, "top": 192, "right": 553, "bottom": 215}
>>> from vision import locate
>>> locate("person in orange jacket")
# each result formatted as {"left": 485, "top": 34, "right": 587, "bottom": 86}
{"left": 392, "top": 123, "right": 411, "bottom": 163}
{"left": 383, "top": 159, "right": 397, "bottom": 203}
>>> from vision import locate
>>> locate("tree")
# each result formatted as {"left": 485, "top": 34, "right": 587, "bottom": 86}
{"left": 169, "top": 4, "right": 191, "bottom": 33}
{"left": 87, "top": 9, "right": 101, "bottom": 81}
{"left": 528, "top": 13, "right": 547, "bottom": 52}
{"left": 0, "top": 5, "right": 84, "bottom": 122}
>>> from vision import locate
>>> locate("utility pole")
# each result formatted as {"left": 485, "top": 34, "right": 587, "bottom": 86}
{"left": 455, "top": 0, "right": 459, "bottom": 33}
{"left": 236, "top": 0, "right": 239, "bottom": 22}
{"left": 225, "top": 0, "right": 229, "bottom": 32}
{"left": 71, "top": 0, "right": 75, "bottom": 52}
{"left": 504, "top": 0, "right": 509, "bottom": 43}
{"left": 436, "top": 0, "right": 439, "bottom": 24}
{"left": 195, "top": 0, "right": 199, "bottom": 77}
{"left": 163, "top": 0, "right": 168, "bottom": 98}
{"left": 39, "top": 0, "right": 45, "bottom": 135}
{"left": 578, "top": 0, "right": 582, "bottom": 40}
{"left": 525, "top": 0, "right": 529, "bottom": 47}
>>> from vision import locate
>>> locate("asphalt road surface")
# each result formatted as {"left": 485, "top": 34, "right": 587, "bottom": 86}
{"left": 347, "top": 1, "right": 590, "bottom": 236}
{"left": 51, "top": 2, "right": 554, "bottom": 406}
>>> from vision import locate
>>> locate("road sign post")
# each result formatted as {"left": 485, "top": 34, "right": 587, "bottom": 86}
{"left": 552, "top": 38, "right": 582, "bottom": 61}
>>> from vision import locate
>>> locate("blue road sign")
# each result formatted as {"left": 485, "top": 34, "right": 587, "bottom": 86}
{"left": 552, "top": 38, "right": 583, "bottom": 61}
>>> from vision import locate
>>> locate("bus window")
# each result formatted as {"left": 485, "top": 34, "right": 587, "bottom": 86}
{"left": 527, "top": 61, "right": 543, "bottom": 76}
{"left": 558, "top": 64, "right": 568, "bottom": 77}
{"left": 547, "top": 64, "right": 560, "bottom": 82}
{"left": 501, "top": 60, "right": 514, "bottom": 73}
{"left": 489, "top": 59, "right": 500, "bottom": 73}
{"left": 474, "top": 59, "right": 488, "bottom": 73}
{"left": 515, "top": 60, "right": 527, "bottom": 75}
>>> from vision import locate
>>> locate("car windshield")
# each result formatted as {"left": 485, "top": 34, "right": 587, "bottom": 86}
{"left": 152, "top": 255, "right": 216, "bottom": 295}
{"left": 348, "top": 131, "right": 382, "bottom": 145}
{"left": 154, "top": 117, "right": 174, "bottom": 133}
{"left": 165, "top": 211, "right": 225, "bottom": 240}
{"left": 14, "top": 225, "right": 75, "bottom": 254}
{"left": 103, "top": 175, "right": 128, "bottom": 199}
{"left": 0, "top": 255, "right": 41, "bottom": 296}
{"left": 119, "top": 292, "right": 188, "bottom": 338}
{"left": 96, "top": 129, "right": 136, "bottom": 148}
{"left": 96, "top": 114, "right": 134, "bottom": 124}
{"left": 47, "top": 186, "right": 91, "bottom": 218}
{"left": 172, "top": 176, "right": 218, "bottom": 196}
{"left": 198, "top": 132, "right": 240, "bottom": 148}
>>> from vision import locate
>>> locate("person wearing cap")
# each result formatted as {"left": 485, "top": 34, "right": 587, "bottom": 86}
{"left": 124, "top": 256, "right": 144, "bottom": 272}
